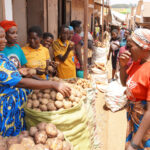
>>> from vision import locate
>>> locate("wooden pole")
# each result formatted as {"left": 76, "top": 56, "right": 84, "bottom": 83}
{"left": 83, "top": 0, "right": 88, "bottom": 78}
{"left": 102, "top": 0, "right": 104, "bottom": 42}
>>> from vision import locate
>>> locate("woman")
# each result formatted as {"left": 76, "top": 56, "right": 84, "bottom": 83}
{"left": 0, "top": 20, "right": 27, "bottom": 68}
{"left": 22, "top": 26, "right": 50, "bottom": 79}
{"left": 119, "top": 28, "right": 150, "bottom": 150}
{"left": 53, "top": 25, "right": 76, "bottom": 79}
{"left": 70, "top": 20, "right": 83, "bottom": 71}
{"left": 0, "top": 26, "right": 71, "bottom": 137}
{"left": 107, "top": 29, "right": 120, "bottom": 82}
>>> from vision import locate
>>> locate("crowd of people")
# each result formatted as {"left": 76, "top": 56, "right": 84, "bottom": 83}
{"left": 1, "top": 19, "right": 150, "bottom": 150}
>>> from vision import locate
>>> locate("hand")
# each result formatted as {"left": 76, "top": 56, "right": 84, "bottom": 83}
{"left": 119, "top": 51, "right": 131, "bottom": 68}
{"left": 36, "top": 68, "right": 45, "bottom": 75}
{"left": 126, "top": 144, "right": 136, "bottom": 150}
{"left": 52, "top": 81, "right": 71, "bottom": 97}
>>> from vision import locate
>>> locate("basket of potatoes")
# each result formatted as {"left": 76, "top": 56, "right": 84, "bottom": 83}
{"left": 76, "top": 78, "right": 92, "bottom": 89}
{"left": 26, "top": 84, "right": 87, "bottom": 112}
{"left": 1, "top": 122, "right": 72, "bottom": 150}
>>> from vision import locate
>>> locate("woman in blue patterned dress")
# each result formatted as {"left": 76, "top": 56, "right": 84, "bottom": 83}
{"left": 0, "top": 26, "right": 71, "bottom": 137}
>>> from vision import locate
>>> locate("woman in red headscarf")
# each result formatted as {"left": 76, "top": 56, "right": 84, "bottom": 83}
{"left": 119, "top": 28, "right": 150, "bottom": 150}
{"left": 0, "top": 20, "right": 27, "bottom": 68}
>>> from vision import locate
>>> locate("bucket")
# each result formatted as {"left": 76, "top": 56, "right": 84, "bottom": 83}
{"left": 77, "top": 70, "right": 84, "bottom": 78}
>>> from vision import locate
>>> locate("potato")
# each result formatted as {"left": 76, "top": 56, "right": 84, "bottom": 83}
{"left": 41, "top": 98, "right": 49, "bottom": 105}
{"left": 55, "top": 101, "right": 63, "bottom": 109}
{"left": 75, "top": 97, "right": 80, "bottom": 103}
{"left": 32, "top": 94, "right": 37, "bottom": 100}
{"left": 63, "top": 141, "right": 71, "bottom": 150}
{"left": 45, "top": 123, "right": 58, "bottom": 138}
{"left": 28, "top": 68, "right": 36, "bottom": 75}
{"left": 47, "top": 102, "right": 57, "bottom": 111}
{"left": 21, "top": 138, "right": 35, "bottom": 149}
{"left": 7, "top": 137, "right": 19, "bottom": 149}
{"left": 28, "top": 94, "right": 32, "bottom": 98}
{"left": 44, "top": 89, "right": 51, "bottom": 94}
{"left": 27, "top": 102, "right": 32, "bottom": 108}
{"left": 56, "top": 93, "right": 64, "bottom": 101}
{"left": 57, "top": 130, "right": 64, "bottom": 141}
{"left": 37, "top": 122, "right": 47, "bottom": 131}
{"left": 29, "top": 126, "right": 38, "bottom": 137}
{"left": 39, "top": 105, "right": 48, "bottom": 111}
{"left": 34, "top": 131, "right": 47, "bottom": 144}
{"left": 21, "top": 131, "right": 29, "bottom": 137}
{"left": 37, "top": 92, "right": 43, "bottom": 98}
{"left": 32, "top": 144, "right": 48, "bottom": 150}
{"left": 43, "top": 93, "right": 51, "bottom": 99}
{"left": 63, "top": 101, "right": 72, "bottom": 109}
{"left": 0, "top": 139, "right": 7, "bottom": 150}
{"left": 50, "top": 90, "right": 57, "bottom": 100}
{"left": 72, "top": 102, "right": 78, "bottom": 106}
{"left": 32, "top": 100, "right": 40, "bottom": 108}
{"left": 49, "top": 138, "right": 63, "bottom": 150}
{"left": 28, "top": 99, "right": 33, "bottom": 104}
{"left": 34, "top": 90, "right": 40, "bottom": 94}
{"left": 9, "top": 144, "right": 25, "bottom": 150}
{"left": 69, "top": 95, "right": 76, "bottom": 102}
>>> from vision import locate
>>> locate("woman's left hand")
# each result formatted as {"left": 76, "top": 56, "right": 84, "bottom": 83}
{"left": 126, "top": 145, "right": 136, "bottom": 150}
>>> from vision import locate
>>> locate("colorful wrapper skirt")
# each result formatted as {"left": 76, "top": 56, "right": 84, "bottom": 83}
{"left": 126, "top": 100, "right": 150, "bottom": 150}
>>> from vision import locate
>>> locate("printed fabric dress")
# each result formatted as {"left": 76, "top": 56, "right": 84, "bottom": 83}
{"left": 0, "top": 54, "right": 31, "bottom": 137}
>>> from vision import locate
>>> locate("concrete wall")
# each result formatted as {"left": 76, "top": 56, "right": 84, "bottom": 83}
{"left": 12, "top": 0, "right": 27, "bottom": 46}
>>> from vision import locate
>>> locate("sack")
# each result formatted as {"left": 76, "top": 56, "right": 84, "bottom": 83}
{"left": 24, "top": 101, "right": 91, "bottom": 150}
{"left": 105, "top": 80, "right": 127, "bottom": 112}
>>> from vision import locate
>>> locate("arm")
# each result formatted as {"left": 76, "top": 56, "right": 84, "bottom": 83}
{"left": 127, "top": 102, "right": 150, "bottom": 150}
{"left": 107, "top": 47, "right": 112, "bottom": 60}
{"left": 57, "top": 45, "right": 73, "bottom": 62}
{"left": 16, "top": 78, "right": 71, "bottom": 97}
{"left": 75, "top": 43, "right": 83, "bottom": 70}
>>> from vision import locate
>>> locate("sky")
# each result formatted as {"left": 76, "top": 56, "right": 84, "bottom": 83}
{"left": 110, "top": 0, "right": 150, "bottom": 5}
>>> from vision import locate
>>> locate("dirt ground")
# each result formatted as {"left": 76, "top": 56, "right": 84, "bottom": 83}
{"left": 95, "top": 61, "right": 127, "bottom": 150}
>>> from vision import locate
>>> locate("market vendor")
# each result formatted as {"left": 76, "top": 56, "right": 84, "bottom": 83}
{"left": 53, "top": 25, "right": 76, "bottom": 79}
{"left": 0, "top": 20, "right": 27, "bottom": 68}
{"left": 22, "top": 26, "right": 50, "bottom": 79}
{"left": 0, "top": 26, "right": 71, "bottom": 137}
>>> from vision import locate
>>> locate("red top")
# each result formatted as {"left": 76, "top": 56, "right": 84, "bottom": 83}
{"left": 126, "top": 61, "right": 150, "bottom": 101}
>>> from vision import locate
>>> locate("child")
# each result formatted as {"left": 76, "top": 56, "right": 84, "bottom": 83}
{"left": 22, "top": 26, "right": 50, "bottom": 79}
{"left": 53, "top": 25, "right": 76, "bottom": 79}
{"left": 107, "top": 29, "right": 120, "bottom": 82}
{"left": 42, "top": 32, "right": 54, "bottom": 61}
{"left": 0, "top": 20, "right": 27, "bottom": 68}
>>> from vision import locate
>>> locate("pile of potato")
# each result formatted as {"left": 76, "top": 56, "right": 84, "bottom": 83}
{"left": 76, "top": 79, "right": 92, "bottom": 89}
{"left": 27, "top": 84, "right": 86, "bottom": 111}
{"left": 0, "top": 123, "right": 72, "bottom": 150}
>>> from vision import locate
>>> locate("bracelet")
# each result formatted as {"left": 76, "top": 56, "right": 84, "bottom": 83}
{"left": 131, "top": 140, "right": 141, "bottom": 149}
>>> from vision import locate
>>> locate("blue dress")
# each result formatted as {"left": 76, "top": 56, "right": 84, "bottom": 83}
{"left": 0, "top": 54, "right": 31, "bottom": 137}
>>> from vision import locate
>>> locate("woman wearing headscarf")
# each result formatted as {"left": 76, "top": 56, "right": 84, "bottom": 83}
{"left": 119, "top": 28, "right": 150, "bottom": 150}
{"left": 0, "top": 20, "right": 27, "bottom": 68}
{"left": 0, "top": 26, "right": 71, "bottom": 137}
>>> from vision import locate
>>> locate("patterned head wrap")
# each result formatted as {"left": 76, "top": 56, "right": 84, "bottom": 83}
{"left": 0, "top": 20, "right": 17, "bottom": 32}
{"left": 131, "top": 28, "right": 150, "bottom": 50}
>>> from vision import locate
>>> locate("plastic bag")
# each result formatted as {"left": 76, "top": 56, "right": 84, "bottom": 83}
{"left": 105, "top": 80, "right": 127, "bottom": 112}
{"left": 24, "top": 101, "right": 91, "bottom": 150}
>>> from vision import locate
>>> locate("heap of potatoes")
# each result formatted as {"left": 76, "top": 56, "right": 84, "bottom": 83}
{"left": 27, "top": 84, "right": 87, "bottom": 111}
{"left": 0, "top": 122, "right": 72, "bottom": 150}
{"left": 76, "top": 79, "right": 92, "bottom": 89}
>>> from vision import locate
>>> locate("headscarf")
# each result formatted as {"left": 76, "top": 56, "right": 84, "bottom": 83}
{"left": 0, "top": 20, "right": 17, "bottom": 32}
{"left": 131, "top": 28, "right": 150, "bottom": 50}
